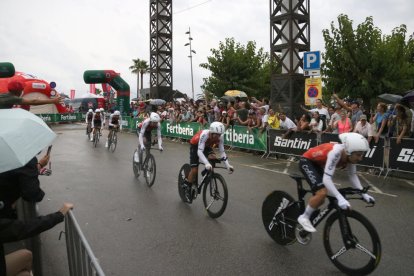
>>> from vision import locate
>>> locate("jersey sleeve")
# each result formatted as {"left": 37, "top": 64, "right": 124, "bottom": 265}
{"left": 197, "top": 130, "right": 210, "bottom": 165}
{"left": 322, "top": 144, "right": 346, "bottom": 201}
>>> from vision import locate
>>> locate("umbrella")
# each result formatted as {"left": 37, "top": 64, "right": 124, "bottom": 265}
{"left": 224, "top": 90, "right": 248, "bottom": 98}
{"left": 148, "top": 99, "right": 166, "bottom": 106}
{"left": 377, "top": 93, "right": 403, "bottom": 104}
{"left": 220, "top": 95, "right": 236, "bottom": 103}
{"left": 0, "top": 108, "right": 56, "bottom": 173}
{"left": 401, "top": 90, "right": 414, "bottom": 108}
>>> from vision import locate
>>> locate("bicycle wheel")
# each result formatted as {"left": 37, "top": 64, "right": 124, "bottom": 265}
{"left": 261, "top": 191, "right": 300, "bottom": 245}
{"left": 143, "top": 154, "right": 156, "bottom": 187}
{"left": 177, "top": 164, "right": 191, "bottom": 203}
{"left": 107, "top": 132, "right": 112, "bottom": 151}
{"left": 110, "top": 133, "right": 117, "bottom": 152}
{"left": 202, "top": 173, "right": 228, "bottom": 218}
{"left": 93, "top": 132, "right": 99, "bottom": 147}
{"left": 323, "top": 210, "right": 381, "bottom": 275}
{"left": 132, "top": 149, "right": 141, "bottom": 178}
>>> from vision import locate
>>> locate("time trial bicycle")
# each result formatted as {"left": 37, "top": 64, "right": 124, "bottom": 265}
{"left": 92, "top": 128, "right": 101, "bottom": 148}
{"left": 132, "top": 140, "right": 160, "bottom": 187}
{"left": 261, "top": 173, "right": 381, "bottom": 275}
{"left": 177, "top": 158, "right": 229, "bottom": 218}
{"left": 86, "top": 122, "right": 92, "bottom": 140}
{"left": 107, "top": 127, "right": 119, "bottom": 152}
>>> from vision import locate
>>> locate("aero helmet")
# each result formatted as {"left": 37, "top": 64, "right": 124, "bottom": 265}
{"left": 209, "top": 122, "right": 225, "bottom": 135}
{"left": 95, "top": 109, "right": 101, "bottom": 112}
{"left": 88, "top": 109, "right": 93, "bottom": 113}
{"left": 114, "top": 111, "right": 121, "bottom": 116}
{"left": 150, "top": 112, "right": 161, "bottom": 123}
{"left": 339, "top": 133, "right": 369, "bottom": 155}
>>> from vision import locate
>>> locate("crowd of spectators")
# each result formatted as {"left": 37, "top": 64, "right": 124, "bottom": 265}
{"left": 128, "top": 94, "right": 414, "bottom": 143}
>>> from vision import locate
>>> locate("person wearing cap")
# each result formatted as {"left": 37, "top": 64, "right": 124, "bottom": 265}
{"left": 0, "top": 81, "right": 62, "bottom": 109}
{"left": 332, "top": 93, "right": 363, "bottom": 126}
{"left": 220, "top": 110, "right": 231, "bottom": 129}
{"left": 353, "top": 114, "right": 374, "bottom": 143}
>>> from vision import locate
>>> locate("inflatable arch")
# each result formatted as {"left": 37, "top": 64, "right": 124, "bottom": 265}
{"left": 83, "top": 70, "right": 130, "bottom": 114}
{"left": 0, "top": 69, "right": 66, "bottom": 114}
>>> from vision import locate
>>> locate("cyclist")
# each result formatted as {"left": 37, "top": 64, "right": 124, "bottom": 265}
{"left": 182, "top": 122, "right": 234, "bottom": 200}
{"left": 90, "top": 109, "right": 103, "bottom": 142}
{"left": 85, "top": 108, "right": 93, "bottom": 135}
{"left": 100, "top": 108, "right": 106, "bottom": 129}
{"left": 134, "top": 112, "right": 163, "bottom": 162}
{"left": 297, "top": 132, "right": 375, "bottom": 233}
{"left": 105, "top": 110, "right": 122, "bottom": 148}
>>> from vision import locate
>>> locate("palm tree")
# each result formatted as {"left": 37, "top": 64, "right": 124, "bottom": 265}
{"left": 129, "top": 58, "right": 149, "bottom": 99}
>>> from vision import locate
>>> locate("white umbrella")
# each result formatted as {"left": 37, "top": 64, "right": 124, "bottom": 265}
{"left": 0, "top": 108, "right": 56, "bottom": 173}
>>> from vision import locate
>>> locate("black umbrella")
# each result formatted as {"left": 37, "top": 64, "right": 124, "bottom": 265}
{"left": 377, "top": 93, "right": 403, "bottom": 104}
{"left": 400, "top": 90, "right": 414, "bottom": 108}
{"left": 220, "top": 95, "right": 236, "bottom": 103}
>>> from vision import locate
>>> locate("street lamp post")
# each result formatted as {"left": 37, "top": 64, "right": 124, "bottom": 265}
{"left": 185, "top": 27, "right": 196, "bottom": 100}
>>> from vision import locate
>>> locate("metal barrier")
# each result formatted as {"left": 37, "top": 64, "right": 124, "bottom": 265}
{"left": 65, "top": 210, "right": 105, "bottom": 276}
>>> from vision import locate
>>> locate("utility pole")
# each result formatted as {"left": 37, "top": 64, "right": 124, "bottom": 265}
{"left": 185, "top": 27, "right": 196, "bottom": 99}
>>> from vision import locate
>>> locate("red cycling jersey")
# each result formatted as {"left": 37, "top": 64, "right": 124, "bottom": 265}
{"left": 190, "top": 130, "right": 219, "bottom": 146}
{"left": 302, "top": 143, "right": 346, "bottom": 169}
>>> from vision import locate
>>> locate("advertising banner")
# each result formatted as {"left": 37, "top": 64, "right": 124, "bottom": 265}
{"left": 162, "top": 122, "right": 203, "bottom": 139}
{"left": 320, "top": 133, "right": 341, "bottom": 144}
{"left": 388, "top": 138, "right": 414, "bottom": 173}
{"left": 36, "top": 113, "right": 57, "bottom": 123}
{"left": 268, "top": 129, "right": 317, "bottom": 156}
{"left": 359, "top": 139, "right": 384, "bottom": 168}
{"left": 224, "top": 125, "right": 267, "bottom": 151}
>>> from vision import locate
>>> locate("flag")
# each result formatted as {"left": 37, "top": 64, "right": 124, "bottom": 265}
{"left": 90, "top": 84, "right": 96, "bottom": 94}
{"left": 70, "top": 89, "right": 75, "bottom": 99}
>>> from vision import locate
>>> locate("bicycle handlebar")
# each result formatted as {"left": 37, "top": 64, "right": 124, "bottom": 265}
{"left": 338, "top": 186, "right": 375, "bottom": 206}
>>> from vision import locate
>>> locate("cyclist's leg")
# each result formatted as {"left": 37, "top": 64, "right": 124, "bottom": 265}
{"left": 297, "top": 157, "right": 326, "bottom": 232}
{"left": 187, "top": 144, "right": 200, "bottom": 184}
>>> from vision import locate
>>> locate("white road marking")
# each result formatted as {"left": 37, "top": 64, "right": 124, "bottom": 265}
{"left": 404, "top": 180, "right": 414, "bottom": 187}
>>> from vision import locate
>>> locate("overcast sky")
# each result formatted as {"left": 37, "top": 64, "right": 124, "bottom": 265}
{"left": 1, "top": 0, "right": 413, "bottom": 99}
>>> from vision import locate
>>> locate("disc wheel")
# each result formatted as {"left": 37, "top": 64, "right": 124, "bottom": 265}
{"left": 110, "top": 133, "right": 117, "bottom": 152}
{"left": 323, "top": 210, "right": 381, "bottom": 275}
{"left": 261, "top": 191, "right": 299, "bottom": 245}
{"left": 202, "top": 173, "right": 228, "bottom": 218}
{"left": 178, "top": 164, "right": 191, "bottom": 203}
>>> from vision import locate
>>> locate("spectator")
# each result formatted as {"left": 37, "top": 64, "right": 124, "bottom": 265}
{"left": 296, "top": 113, "right": 311, "bottom": 132}
{"left": 334, "top": 109, "right": 353, "bottom": 134}
{"left": 353, "top": 114, "right": 374, "bottom": 143}
{"left": 266, "top": 109, "right": 280, "bottom": 129}
{"left": 309, "top": 111, "right": 324, "bottom": 133}
{"left": 0, "top": 81, "right": 62, "bottom": 109}
{"left": 226, "top": 102, "right": 236, "bottom": 121}
{"left": 300, "top": 99, "right": 330, "bottom": 124}
{"left": 235, "top": 102, "right": 249, "bottom": 125}
{"left": 327, "top": 106, "right": 342, "bottom": 133}
{"left": 279, "top": 112, "right": 297, "bottom": 139}
{"left": 1, "top": 203, "right": 74, "bottom": 276}
{"left": 220, "top": 111, "right": 231, "bottom": 129}
{"left": 370, "top": 102, "right": 389, "bottom": 143}
{"left": 388, "top": 104, "right": 410, "bottom": 144}
{"left": 332, "top": 94, "right": 363, "bottom": 126}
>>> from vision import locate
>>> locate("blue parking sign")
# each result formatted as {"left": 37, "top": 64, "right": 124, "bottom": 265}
{"left": 303, "top": 51, "right": 320, "bottom": 70}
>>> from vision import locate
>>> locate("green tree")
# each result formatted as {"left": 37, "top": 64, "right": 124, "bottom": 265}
{"left": 322, "top": 15, "right": 414, "bottom": 108}
{"left": 200, "top": 38, "right": 272, "bottom": 98}
{"left": 129, "top": 58, "right": 149, "bottom": 99}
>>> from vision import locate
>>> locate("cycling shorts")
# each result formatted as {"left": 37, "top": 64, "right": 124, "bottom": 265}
{"left": 298, "top": 157, "right": 325, "bottom": 192}
{"left": 190, "top": 144, "right": 214, "bottom": 168}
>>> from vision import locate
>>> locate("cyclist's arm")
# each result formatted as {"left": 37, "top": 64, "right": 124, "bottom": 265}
{"left": 322, "top": 145, "right": 346, "bottom": 201}
{"left": 157, "top": 122, "right": 162, "bottom": 148}
{"left": 85, "top": 112, "right": 89, "bottom": 123}
{"left": 347, "top": 164, "right": 363, "bottom": 190}
{"left": 197, "top": 131, "right": 210, "bottom": 165}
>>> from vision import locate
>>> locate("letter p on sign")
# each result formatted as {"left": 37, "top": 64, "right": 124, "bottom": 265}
{"left": 303, "top": 51, "right": 320, "bottom": 71}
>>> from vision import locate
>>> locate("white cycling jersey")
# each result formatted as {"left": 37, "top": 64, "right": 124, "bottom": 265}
{"left": 108, "top": 114, "right": 123, "bottom": 130}
{"left": 138, "top": 118, "right": 162, "bottom": 149}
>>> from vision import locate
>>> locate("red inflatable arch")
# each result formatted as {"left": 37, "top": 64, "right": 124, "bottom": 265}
{"left": 0, "top": 72, "right": 66, "bottom": 113}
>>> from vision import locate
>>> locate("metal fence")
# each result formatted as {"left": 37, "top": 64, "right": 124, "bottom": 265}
{"left": 65, "top": 210, "right": 105, "bottom": 276}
